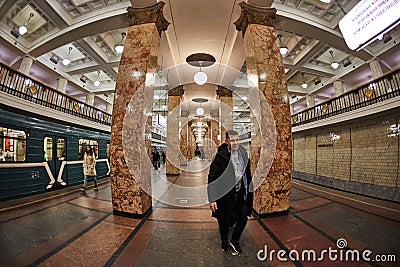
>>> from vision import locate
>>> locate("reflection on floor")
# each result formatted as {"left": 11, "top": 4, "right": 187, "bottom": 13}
{"left": 0, "top": 158, "right": 399, "bottom": 266}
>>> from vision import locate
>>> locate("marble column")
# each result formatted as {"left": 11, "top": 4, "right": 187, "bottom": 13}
{"left": 369, "top": 59, "right": 383, "bottom": 79}
{"left": 180, "top": 116, "right": 189, "bottom": 165}
{"left": 203, "top": 117, "right": 215, "bottom": 159}
{"left": 56, "top": 78, "right": 68, "bottom": 94}
{"left": 85, "top": 93, "right": 95, "bottom": 106}
{"left": 306, "top": 95, "right": 315, "bottom": 108}
{"left": 166, "top": 86, "right": 183, "bottom": 175}
{"left": 188, "top": 120, "right": 195, "bottom": 159}
{"left": 217, "top": 86, "right": 233, "bottom": 143}
{"left": 211, "top": 110, "right": 220, "bottom": 150}
{"left": 333, "top": 80, "right": 344, "bottom": 96}
{"left": 235, "top": 2, "right": 292, "bottom": 214}
{"left": 19, "top": 56, "right": 33, "bottom": 75}
{"left": 110, "top": 2, "right": 169, "bottom": 216}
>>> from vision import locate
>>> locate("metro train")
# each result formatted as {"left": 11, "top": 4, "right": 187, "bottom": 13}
{"left": 0, "top": 106, "right": 110, "bottom": 201}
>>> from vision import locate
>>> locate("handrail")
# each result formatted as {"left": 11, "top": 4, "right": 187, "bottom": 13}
{"left": 291, "top": 68, "right": 400, "bottom": 127}
{"left": 0, "top": 61, "right": 112, "bottom": 126}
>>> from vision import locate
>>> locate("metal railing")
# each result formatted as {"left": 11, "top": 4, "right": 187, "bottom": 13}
{"left": 291, "top": 68, "right": 400, "bottom": 127}
{"left": 0, "top": 62, "right": 112, "bottom": 126}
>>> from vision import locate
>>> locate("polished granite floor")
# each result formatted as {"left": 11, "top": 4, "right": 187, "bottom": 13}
{"left": 0, "top": 159, "right": 399, "bottom": 267}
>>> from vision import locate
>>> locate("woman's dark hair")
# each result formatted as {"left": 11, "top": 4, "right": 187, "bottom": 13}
{"left": 85, "top": 145, "right": 93, "bottom": 156}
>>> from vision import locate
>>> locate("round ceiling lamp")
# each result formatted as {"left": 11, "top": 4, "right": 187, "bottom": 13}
{"left": 277, "top": 35, "right": 288, "bottom": 56}
{"left": 186, "top": 53, "right": 216, "bottom": 86}
{"left": 94, "top": 71, "right": 100, "bottom": 86}
{"left": 196, "top": 107, "right": 204, "bottom": 115}
{"left": 329, "top": 51, "right": 339, "bottom": 70}
{"left": 194, "top": 71, "right": 207, "bottom": 85}
{"left": 19, "top": 25, "right": 28, "bottom": 35}
{"left": 19, "top": 13, "right": 34, "bottom": 36}
{"left": 114, "top": 32, "right": 126, "bottom": 54}
{"left": 192, "top": 98, "right": 208, "bottom": 116}
{"left": 114, "top": 44, "right": 124, "bottom": 54}
{"left": 62, "top": 47, "right": 73, "bottom": 66}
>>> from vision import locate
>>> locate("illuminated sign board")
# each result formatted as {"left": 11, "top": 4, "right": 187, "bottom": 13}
{"left": 157, "top": 114, "right": 166, "bottom": 128}
{"left": 339, "top": 0, "right": 400, "bottom": 51}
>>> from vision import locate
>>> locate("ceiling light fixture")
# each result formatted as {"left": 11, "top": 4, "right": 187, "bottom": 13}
{"left": 196, "top": 105, "right": 204, "bottom": 115}
{"left": 194, "top": 61, "right": 207, "bottom": 85}
{"left": 320, "top": 0, "right": 332, "bottom": 3}
{"left": 192, "top": 98, "right": 208, "bottom": 116}
{"left": 329, "top": 51, "right": 339, "bottom": 69}
{"left": 94, "top": 71, "right": 100, "bottom": 86}
{"left": 114, "top": 32, "right": 126, "bottom": 54}
{"left": 19, "top": 13, "right": 34, "bottom": 36}
{"left": 277, "top": 34, "right": 288, "bottom": 55}
{"left": 62, "top": 47, "right": 72, "bottom": 66}
{"left": 301, "top": 73, "right": 308, "bottom": 89}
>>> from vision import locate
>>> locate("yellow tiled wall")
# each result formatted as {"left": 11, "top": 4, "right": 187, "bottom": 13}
{"left": 293, "top": 115, "right": 399, "bottom": 189}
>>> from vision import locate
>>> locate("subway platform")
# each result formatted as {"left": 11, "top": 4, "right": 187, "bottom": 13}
{"left": 0, "top": 159, "right": 399, "bottom": 267}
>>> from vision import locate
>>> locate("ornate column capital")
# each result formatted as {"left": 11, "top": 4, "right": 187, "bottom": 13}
{"left": 216, "top": 85, "right": 232, "bottom": 97}
{"left": 127, "top": 1, "right": 170, "bottom": 37}
{"left": 168, "top": 85, "right": 184, "bottom": 97}
{"left": 234, "top": 2, "right": 277, "bottom": 37}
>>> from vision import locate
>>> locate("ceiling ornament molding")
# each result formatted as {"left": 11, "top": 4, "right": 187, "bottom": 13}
{"left": 127, "top": 1, "right": 170, "bottom": 37}
{"left": 168, "top": 85, "right": 184, "bottom": 97}
{"left": 234, "top": 2, "right": 277, "bottom": 37}
{"left": 216, "top": 85, "right": 232, "bottom": 97}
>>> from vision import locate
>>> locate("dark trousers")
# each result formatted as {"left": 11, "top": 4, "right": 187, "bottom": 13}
{"left": 217, "top": 198, "right": 248, "bottom": 242}
{"left": 153, "top": 160, "right": 158, "bottom": 169}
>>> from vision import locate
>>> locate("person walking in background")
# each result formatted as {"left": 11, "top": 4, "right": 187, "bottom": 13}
{"left": 151, "top": 148, "right": 160, "bottom": 170}
{"left": 207, "top": 130, "right": 253, "bottom": 256}
{"left": 81, "top": 145, "right": 98, "bottom": 193}
{"left": 200, "top": 148, "right": 205, "bottom": 160}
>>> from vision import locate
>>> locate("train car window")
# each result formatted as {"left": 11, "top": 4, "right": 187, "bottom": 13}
{"left": 57, "top": 139, "right": 66, "bottom": 160}
{"left": 106, "top": 143, "right": 110, "bottom": 158}
{"left": 78, "top": 139, "right": 98, "bottom": 159}
{"left": 0, "top": 127, "right": 26, "bottom": 162}
{"left": 44, "top": 137, "right": 53, "bottom": 161}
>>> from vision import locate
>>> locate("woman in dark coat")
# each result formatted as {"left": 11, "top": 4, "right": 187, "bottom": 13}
{"left": 207, "top": 130, "right": 253, "bottom": 255}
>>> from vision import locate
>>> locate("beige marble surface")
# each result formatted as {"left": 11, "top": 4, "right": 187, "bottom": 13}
{"left": 244, "top": 23, "right": 292, "bottom": 214}
{"left": 166, "top": 95, "right": 181, "bottom": 175}
{"left": 110, "top": 22, "right": 160, "bottom": 215}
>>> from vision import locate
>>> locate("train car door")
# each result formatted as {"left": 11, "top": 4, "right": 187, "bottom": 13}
{"left": 44, "top": 136, "right": 66, "bottom": 188}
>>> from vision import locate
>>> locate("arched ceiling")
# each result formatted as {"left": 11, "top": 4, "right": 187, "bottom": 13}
{"left": 0, "top": 0, "right": 399, "bottom": 114}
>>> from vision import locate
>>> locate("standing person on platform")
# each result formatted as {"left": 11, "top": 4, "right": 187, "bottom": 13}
{"left": 81, "top": 145, "right": 98, "bottom": 193}
{"left": 207, "top": 130, "right": 253, "bottom": 255}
